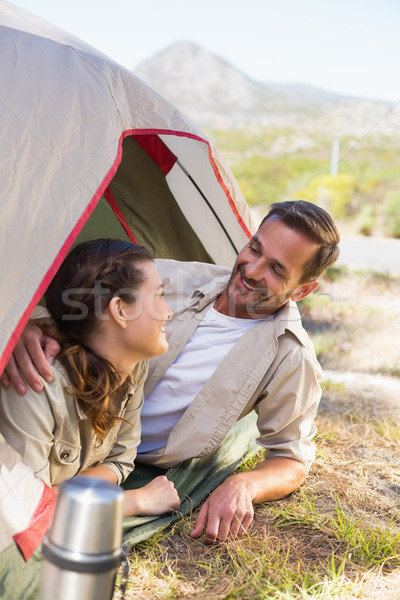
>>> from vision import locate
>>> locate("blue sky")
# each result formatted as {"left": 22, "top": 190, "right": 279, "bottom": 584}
{"left": 9, "top": 0, "right": 400, "bottom": 103}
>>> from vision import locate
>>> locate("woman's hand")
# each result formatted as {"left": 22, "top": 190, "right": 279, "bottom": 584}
{"left": 123, "top": 476, "right": 180, "bottom": 517}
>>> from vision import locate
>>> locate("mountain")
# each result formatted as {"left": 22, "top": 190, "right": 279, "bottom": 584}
{"left": 133, "top": 41, "right": 399, "bottom": 136}
{"left": 133, "top": 41, "right": 339, "bottom": 128}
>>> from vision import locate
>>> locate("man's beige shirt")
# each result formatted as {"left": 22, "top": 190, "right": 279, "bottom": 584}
{"left": 136, "top": 259, "right": 322, "bottom": 471}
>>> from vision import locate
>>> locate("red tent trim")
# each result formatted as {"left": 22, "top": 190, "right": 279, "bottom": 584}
{"left": 13, "top": 484, "right": 56, "bottom": 561}
{"left": 125, "top": 128, "right": 208, "bottom": 145}
{"left": 103, "top": 187, "right": 138, "bottom": 243}
{"left": 132, "top": 133, "right": 177, "bottom": 175}
{"left": 207, "top": 146, "right": 252, "bottom": 239}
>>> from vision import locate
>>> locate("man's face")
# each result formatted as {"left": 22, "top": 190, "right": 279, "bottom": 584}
{"left": 219, "top": 218, "right": 320, "bottom": 318}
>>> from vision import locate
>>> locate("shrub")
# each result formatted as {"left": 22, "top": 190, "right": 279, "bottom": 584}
{"left": 383, "top": 190, "right": 400, "bottom": 238}
{"left": 356, "top": 204, "right": 376, "bottom": 236}
{"left": 297, "top": 174, "right": 358, "bottom": 219}
{"left": 232, "top": 156, "right": 292, "bottom": 206}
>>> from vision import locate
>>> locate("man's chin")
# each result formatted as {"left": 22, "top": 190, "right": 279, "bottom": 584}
{"left": 227, "top": 300, "right": 277, "bottom": 319}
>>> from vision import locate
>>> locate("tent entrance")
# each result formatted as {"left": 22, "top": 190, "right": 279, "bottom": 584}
{"left": 75, "top": 135, "right": 213, "bottom": 263}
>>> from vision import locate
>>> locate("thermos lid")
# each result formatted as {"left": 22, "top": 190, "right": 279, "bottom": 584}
{"left": 48, "top": 478, "right": 124, "bottom": 554}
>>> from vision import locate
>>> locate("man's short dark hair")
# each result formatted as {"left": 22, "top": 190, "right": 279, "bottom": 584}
{"left": 260, "top": 200, "right": 340, "bottom": 282}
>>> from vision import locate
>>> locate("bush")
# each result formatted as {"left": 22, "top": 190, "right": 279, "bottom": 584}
{"left": 356, "top": 204, "right": 376, "bottom": 236}
{"left": 297, "top": 174, "right": 358, "bottom": 219}
{"left": 383, "top": 190, "right": 400, "bottom": 238}
{"left": 232, "top": 156, "right": 292, "bottom": 206}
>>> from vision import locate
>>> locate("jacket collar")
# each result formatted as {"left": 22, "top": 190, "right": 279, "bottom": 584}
{"left": 187, "top": 273, "right": 310, "bottom": 347}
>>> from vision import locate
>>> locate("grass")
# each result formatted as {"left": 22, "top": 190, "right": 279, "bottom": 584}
{"left": 114, "top": 269, "right": 400, "bottom": 599}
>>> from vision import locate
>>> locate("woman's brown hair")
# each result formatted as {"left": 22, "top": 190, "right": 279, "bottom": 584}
{"left": 43, "top": 239, "right": 153, "bottom": 442}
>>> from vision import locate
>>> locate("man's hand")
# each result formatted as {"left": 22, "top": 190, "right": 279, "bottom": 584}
{"left": 190, "top": 457, "right": 307, "bottom": 543}
{"left": 190, "top": 474, "right": 254, "bottom": 543}
{"left": 0, "top": 323, "right": 60, "bottom": 394}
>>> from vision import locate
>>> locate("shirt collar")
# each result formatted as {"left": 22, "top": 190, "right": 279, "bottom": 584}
{"left": 188, "top": 273, "right": 309, "bottom": 347}
{"left": 273, "top": 300, "right": 310, "bottom": 347}
{"left": 189, "top": 273, "right": 231, "bottom": 311}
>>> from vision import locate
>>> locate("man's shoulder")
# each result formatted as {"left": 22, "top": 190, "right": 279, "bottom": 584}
{"left": 155, "top": 258, "right": 230, "bottom": 281}
{"left": 273, "top": 303, "right": 322, "bottom": 375}
{"left": 274, "top": 301, "right": 312, "bottom": 349}
{"left": 155, "top": 259, "right": 231, "bottom": 306}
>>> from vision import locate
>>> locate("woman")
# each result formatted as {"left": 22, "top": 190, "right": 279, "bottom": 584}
{"left": 0, "top": 239, "right": 180, "bottom": 517}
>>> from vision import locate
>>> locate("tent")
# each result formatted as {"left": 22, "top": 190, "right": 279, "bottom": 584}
{"left": 0, "top": 0, "right": 255, "bottom": 376}
{"left": 0, "top": 0, "right": 256, "bottom": 573}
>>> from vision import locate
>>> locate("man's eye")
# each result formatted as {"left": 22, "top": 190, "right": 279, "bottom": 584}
{"left": 249, "top": 245, "right": 260, "bottom": 254}
{"left": 272, "top": 265, "right": 284, "bottom": 278}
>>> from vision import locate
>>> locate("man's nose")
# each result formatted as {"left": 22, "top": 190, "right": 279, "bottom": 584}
{"left": 245, "top": 258, "right": 266, "bottom": 281}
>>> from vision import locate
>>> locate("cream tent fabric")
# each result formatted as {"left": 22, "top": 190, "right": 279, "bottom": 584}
{"left": 0, "top": 0, "right": 255, "bottom": 374}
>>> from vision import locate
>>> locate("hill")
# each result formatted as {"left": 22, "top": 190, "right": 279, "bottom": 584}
{"left": 133, "top": 41, "right": 399, "bottom": 136}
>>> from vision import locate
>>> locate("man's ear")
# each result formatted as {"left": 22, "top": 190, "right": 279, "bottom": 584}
{"left": 291, "top": 280, "right": 319, "bottom": 302}
{"left": 108, "top": 297, "right": 128, "bottom": 329}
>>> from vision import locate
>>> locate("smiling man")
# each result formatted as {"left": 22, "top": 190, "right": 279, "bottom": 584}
{"left": 136, "top": 200, "right": 339, "bottom": 542}
{"left": 2, "top": 200, "right": 340, "bottom": 544}
{"left": 215, "top": 216, "right": 321, "bottom": 319}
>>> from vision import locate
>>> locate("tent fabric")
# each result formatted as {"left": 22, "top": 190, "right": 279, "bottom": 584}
{"left": 0, "top": 1, "right": 255, "bottom": 375}
{"left": 0, "top": 435, "right": 56, "bottom": 560}
{"left": 0, "top": 414, "right": 259, "bottom": 600}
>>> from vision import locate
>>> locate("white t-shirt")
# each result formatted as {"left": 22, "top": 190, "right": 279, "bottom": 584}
{"left": 138, "top": 306, "right": 262, "bottom": 453}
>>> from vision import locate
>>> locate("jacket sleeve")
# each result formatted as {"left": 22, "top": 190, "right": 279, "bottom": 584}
{"left": 254, "top": 341, "right": 321, "bottom": 472}
{"left": 101, "top": 361, "right": 148, "bottom": 484}
{"left": 0, "top": 383, "right": 54, "bottom": 486}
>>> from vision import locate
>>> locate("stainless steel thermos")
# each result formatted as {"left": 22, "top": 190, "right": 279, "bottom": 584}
{"left": 40, "top": 477, "right": 124, "bottom": 600}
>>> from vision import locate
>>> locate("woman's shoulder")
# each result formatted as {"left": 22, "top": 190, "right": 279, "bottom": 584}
{"left": 43, "top": 360, "right": 71, "bottom": 390}
{"left": 39, "top": 360, "right": 75, "bottom": 411}
{"left": 132, "top": 359, "right": 149, "bottom": 382}
{"left": 0, "top": 359, "right": 70, "bottom": 426}
{"left": 128, "top": 361, "right": 149, "bottom": 397}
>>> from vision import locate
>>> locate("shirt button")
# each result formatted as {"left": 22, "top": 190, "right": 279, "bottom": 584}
{"left": 60, "top": 451, "right": 70, "bottom": 460}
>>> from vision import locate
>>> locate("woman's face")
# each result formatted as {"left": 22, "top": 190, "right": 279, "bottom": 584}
{"left": 122, "top": 261, "right": 172, "bottom": 361}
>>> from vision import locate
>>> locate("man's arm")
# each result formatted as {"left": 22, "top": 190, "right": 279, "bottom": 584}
{"left": 190, "top": 456, "right": 306, "bottom": 543}
{"left": 0, "top": 323, "right": 60, "bottom": 394}
{"left": 191, "top": 337, "right": 321, "bottom": 543}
